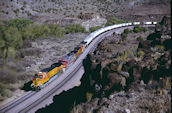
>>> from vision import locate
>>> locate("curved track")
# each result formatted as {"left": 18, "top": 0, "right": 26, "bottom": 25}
{"left": 0, "top": 24, "right": 155, "bottom": 113}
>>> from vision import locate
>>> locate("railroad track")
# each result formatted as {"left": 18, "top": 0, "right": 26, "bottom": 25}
{"left": 0, "top": 24, "right": 155, "bottom": 113}
{"left": 0, "top": 92, "right": 35, "bottom": 113}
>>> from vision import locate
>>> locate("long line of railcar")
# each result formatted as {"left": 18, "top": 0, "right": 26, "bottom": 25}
{"left": 31, "top": 21, "right": 157, "bottom": 90}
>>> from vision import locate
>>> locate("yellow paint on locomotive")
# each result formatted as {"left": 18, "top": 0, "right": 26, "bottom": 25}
{"left": 47, "top": 65, "right": 65, "bottom": 78}
{"left": 32, "top": 64, "right": 66, "bottom": 88}
{"left": 74, "top": 47, "right": 83, "bottom": 59}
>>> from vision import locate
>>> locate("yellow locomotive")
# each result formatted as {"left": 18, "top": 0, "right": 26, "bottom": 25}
{"left": 31, "top": 62, "right": 65, "bottom": 90}
{"left": 31, "top": 41, "right": 87, "bottom": 90}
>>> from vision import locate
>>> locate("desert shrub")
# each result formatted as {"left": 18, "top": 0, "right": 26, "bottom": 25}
{"left": 21, "top": 7, "right": 24, "bottom": 10}
{"left": 154, "top": 45, "right": 165, "bottom": 51}
{"left": 89, "top": 26, "right": 102, "bottom": 32}
{"left": 123, "top": 28, "right": 132, "bottom": 34}
{"left": 117, "top": 51, "right": 128, "bottom": 63}
{"left": 21, "top": 26, "right": 34, "bottom": 40}
{"left": 23, "top": 1, "right": 27, "bottom": 6}
{"left": 137, "top": 50, "right": 145, "bottom": 57}
{"left": 113, "top": 32, "right": 116, "bottom": 36}
{"left": 137, "top": 36, "right": 143, "bottom": 41}
{"left": 65, "top": 24, "right": 86, "bottom": 34}
{"left": 86, "top": 92, "right": 93, "bottom": 101}
{"left": 48, "top": 24, "right": 65, "bottom": 37}
{"left": 29, "top": 24, "right": 50, "bottom": 39}
{"left": 7, "top": 18, "right": 33, "bottom": 31}
{"left": 13, "top": 9, "right": 19, "bottom": 14}
{"left": 121, "top": 32, "right": 127, "bottom": 41}
{"left": 133, "top": 26, "right": 147, "bottom": 33}
{"left": 105, "top": 17, "right": 128, "bottom": 26}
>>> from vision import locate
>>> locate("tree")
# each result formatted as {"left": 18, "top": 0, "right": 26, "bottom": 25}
{"left": 4, "top": 26, "right": 22, "bottom": 48}
{"left": 1, "top": 26, "right": 22, "bottom": 59}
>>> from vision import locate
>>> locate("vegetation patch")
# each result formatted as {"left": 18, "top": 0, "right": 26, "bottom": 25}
{"left": 137, "top": 36, "right": 143, "bottom": 41}
{"left": 0, "top": 19, "right": 84, "bottom": 59}
{"left": 105, "top": 17, "right": 129, "bottom": 26}
{"left": 89, "top": 26, "right": 102, "bottom": 32}
{"left": 133, "top": 26, "right": 147, "bottom": 33}
{"left": 65, "top": 24, "right": 86, "bottom": 34}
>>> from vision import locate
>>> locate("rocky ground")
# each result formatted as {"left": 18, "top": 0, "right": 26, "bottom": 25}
{"left": 69, "top": 16, "right": 171, "bottom": 113}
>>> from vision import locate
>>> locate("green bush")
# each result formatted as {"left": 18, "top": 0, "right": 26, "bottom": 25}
{"left": 113, "top": 32, "right": 116, "bottom": 36}
{"left": 123, "top": 28, "right": 132, "bottom": 34}
{"left": 21, "top": 26, "right": 34, "bottom": 40}
{"left": 65, "top": 24, "right": 86, "bottom": 34}
{"left": 0, "top": 26, "right": 22, "bottom": 59}
{"left": 137, "top": 36, "right": 143, "bottom": 41}
{"left": 133, "top": 26, "right": 147, "bottom": 33}
{"left": 89, "top": 26, "right": 102, "bottom": 32}
{"left": 29, "top": 24, "right": 50, "bottom": 39}
{"left": 154, "top": 45, "right": 165, "bottom": 51}
{"left": 3, "top": 26, "right": 23, "bottom": 48}
{"left": 48, "top": 24, "right": 65, "bottom": 37}
{"left": 121, "top": 32, "right": 127, "bottom": 41}
{"left": 7, "top": 18, "right": 33, "bottom": 31}
{"left": 137, "top": 50, "right": 145, "bottom": 57}
{"left": 105, "top": 17, "right": 128, "bottom": 26}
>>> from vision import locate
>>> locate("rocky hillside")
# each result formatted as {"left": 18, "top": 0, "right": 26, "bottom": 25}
{"left": 69, "top": 16, "right": 171, "bottom": 113}
{"left": 0, "top": 0, "right": 170, "bottom": 23}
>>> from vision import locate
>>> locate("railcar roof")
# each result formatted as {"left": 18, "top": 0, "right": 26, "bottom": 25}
{"left": 41, "top": 62, "right": 62, "bottom": 72}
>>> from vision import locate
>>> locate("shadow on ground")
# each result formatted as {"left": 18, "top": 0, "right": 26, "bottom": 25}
{"left": 36, "top": 86, "right": 86, "bottom": 113}
{"left": 21, "top": 81, "right": 33, "bottom": 91}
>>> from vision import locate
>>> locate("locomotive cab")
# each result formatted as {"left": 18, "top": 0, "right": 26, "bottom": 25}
{"left": 80, "top": 41, "right": 87, "bottom": 48}
{"left": 31, "top": 72, "right": 47, "bottom": 90}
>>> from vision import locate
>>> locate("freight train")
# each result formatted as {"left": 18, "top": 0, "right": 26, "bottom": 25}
{"left": 31, "top": 21, "right": 157, "bottom": 90}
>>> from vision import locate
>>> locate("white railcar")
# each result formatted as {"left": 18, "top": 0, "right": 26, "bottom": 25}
{"left": 133, "top": 22, "right": 140, "bottom": 25}
{"left": 153, "top": 22, "right": 157, "bottom": 24}
{"left": 143, "top": 22, "right": 152, "bottom": 25}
